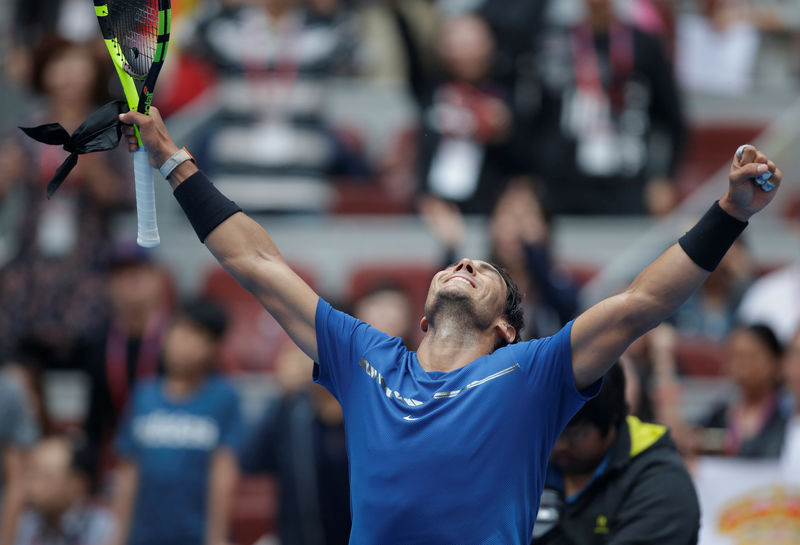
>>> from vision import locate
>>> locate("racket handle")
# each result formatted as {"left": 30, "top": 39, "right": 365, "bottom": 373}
{"left": 133, "top": 148, "right": 160, "bottom": 247}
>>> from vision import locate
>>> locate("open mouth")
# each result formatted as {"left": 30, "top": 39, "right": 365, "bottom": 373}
{"left": 445, "top": 276, "right": 475, "bottom": 288}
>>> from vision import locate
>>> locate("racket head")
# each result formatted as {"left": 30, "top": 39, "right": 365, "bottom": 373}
{"left": 95, "top": 0, "right": 171, "bottom": 113}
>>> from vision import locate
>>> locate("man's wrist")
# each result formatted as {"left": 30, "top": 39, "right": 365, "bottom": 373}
{"left": 167, "top": 161, "right": 199, "bottom": 189}
{"left": 718, "top": 194, "right": 752, "bottom": 222}
{"left": 678, "top": 201, "right": 747, "bottom": 272}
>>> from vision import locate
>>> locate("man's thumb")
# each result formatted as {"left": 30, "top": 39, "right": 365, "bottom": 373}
{"left": 119, "top": 110, "right": 147, "bottom": 125}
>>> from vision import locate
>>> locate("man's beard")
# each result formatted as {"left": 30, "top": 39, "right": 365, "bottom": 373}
{"left": 425, "top": 290, "right": 491, "bottom": 332}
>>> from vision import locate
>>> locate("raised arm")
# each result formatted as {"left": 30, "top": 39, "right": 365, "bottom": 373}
{"left": 119, "top": 108, "right": 320, "bottom": 361}
{"left": 571, "top": 146, "right": 782, "bottom": 389}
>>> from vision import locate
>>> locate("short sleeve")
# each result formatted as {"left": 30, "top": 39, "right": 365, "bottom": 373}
{"left": 217, "top": 383, "right": 244, "bottom": 451}
{"left": 509, "top": 321, "right": 602, "bottom": 441}
{"left": 314, "top": 298, "right": 396, "bottom": 402}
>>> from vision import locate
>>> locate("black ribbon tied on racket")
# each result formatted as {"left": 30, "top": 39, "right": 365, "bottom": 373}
{"left": 19, "top": 100, "right": 130, "bottom": 199}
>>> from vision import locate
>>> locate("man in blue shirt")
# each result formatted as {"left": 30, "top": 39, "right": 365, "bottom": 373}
{"left": 121, "top": 107, "right": 783, "bottom": 544}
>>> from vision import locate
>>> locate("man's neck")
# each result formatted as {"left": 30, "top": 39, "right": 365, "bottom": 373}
{"left": 417, "top": 324, "right": 497, "bottom": 373}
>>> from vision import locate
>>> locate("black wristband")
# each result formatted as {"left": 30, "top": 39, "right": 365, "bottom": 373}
{"left": 173, "top": 171, "right": 242, "bottom": 242}
{"left": 678, "top": 201, "right": 747, "bottom": 272}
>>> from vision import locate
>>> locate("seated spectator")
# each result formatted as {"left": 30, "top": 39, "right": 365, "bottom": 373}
{"left": 782, "top": 329, "right": 800, "bottom": 465}
{"left": 622, "top": 324, "right": 690, "bottom": 451}
{"left": 178, "top": 0, "right": 367, "bottom": 212}
{"left": 110, "top": 299, "right": 243, "bottom": 545}
{"left": 516, "top": 0, "right": 686, "bottom": 215}
{"left": 240, "top": 342, "right": 350, "bottom": 545}
{"left": 391, "top": 7, "right": 521, "bottom": 213}
{"left": 352, "top": 283, "right": 415, "bottom": 347}
{"left": 737, "top": 257, "right": 800, "bottom": 346}
{"left": 13, "top": 435, "right": 113, "bottom": 545}
{"left": 532, "top": 363, "right": 699, "bottom": 545}
{"left": 0, "top": 36, "right": 131, "bottom": 366}
{"left": 420, "top": 178, "right": 579, "bottom": 339}
{"left": 76, "top": 242, "right": 172, "bottom": 482}
{"left": 677, "top": 0, "right": 800, "bottom": 94}
{"left": 0, "top": 367, "right": 39, "bottom": 545}
{"left": 695, "top": 324, "right": 787, "bottom": 457}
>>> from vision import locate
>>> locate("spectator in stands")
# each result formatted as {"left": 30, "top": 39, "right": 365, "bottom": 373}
{"left": 532, "top": 363, "right": 700, "bottom": 545}
{"left": 178, "top": 0, "right": 367, "bottom": 212}
{"left": 13, "top": 435, "right": 114, "bottom": 545}
{"left": 672, "top": 238, "right": 753, "bottom": 342}
{"left": 516, "top": 0, "right": 686, "bottom": 215}
{"left": 737, "top": 257, "right": 800, "bottom": 346}
{"left": 77, "top": 242, "right": 172, "bottom": 482}
{"left": 390, "top": 5, "right": 522, "bottom": 214}
{"left": 782, "top": 329, "right": 800, "bottom": 464}
{"left": 420, "top": 178, "right": 579, "bottom": 339}
{"left": 241, "top": 342, "right": 350, "bottom": 545}
{"left": 352, "top": 283, "right": 416, "bottom": 348}
{"left": 0, "top": 367, "right": 39, "bottom": 545}
{"left": 695, "top": 323, "right": 787, "bottom": 457}
{"left": 0, "top": 37, "right": 131, "bottom": 366}
{"left": 678, "top": 0, "right": 800, "bottom": 93}
{"left": 111, "top": 299, "right": 243, "bottom": 545}
{"left": 622, "top": 324, "right": 690, "bottom": 451}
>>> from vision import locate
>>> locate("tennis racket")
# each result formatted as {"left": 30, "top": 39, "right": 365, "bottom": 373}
{"left": 95, "top": 0, "right": 171, "bottom": 247}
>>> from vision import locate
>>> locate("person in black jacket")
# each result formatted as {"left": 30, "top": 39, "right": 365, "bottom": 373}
{"left": 532, "top": 363, "right": 700, "bottom": 545}
{"left": 517, "top": 0, "right": 686, "bottom": 215}
{"left": 391, "top": 6, "right": 523, "bottom": 214}
{"left": 240, "top": 342, "right": 350, "bottom": 545}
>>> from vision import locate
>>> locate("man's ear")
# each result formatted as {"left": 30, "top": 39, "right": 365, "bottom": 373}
{"left": 495, "top": 321, "right": 515, "bottom": 345}
{"left": 420, "top": 316, "right": 429, "bottom": 332}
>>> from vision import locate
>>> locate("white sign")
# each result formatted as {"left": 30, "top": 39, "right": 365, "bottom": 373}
{"left": 694, "top": 457, "right": 800, "bottom": 545}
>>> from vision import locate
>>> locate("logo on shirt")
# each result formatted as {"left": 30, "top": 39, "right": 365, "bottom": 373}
{"left": 358, "top": 358, "right": 521, "bottom": 407}
{"left": 359, "top": 358, "right": 424, "bottom": 407}
{"left": 133, "top": 410, "right": 220, "bottom": 450}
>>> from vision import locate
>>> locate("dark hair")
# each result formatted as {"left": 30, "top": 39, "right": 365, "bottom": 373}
{"left": 176, "top": 299, "right": 228, "bottom": 340}
{"left": 30, "top": 36, "right": 111, "bottom": 106}
{"left": 488, "top": 261, "right": 524, "bottom": 347}
{"left": 566, "top": 362, "right": 627, "bottom": 436}
{"left": 738, "top": 323, "right": 783, "bottom": 359}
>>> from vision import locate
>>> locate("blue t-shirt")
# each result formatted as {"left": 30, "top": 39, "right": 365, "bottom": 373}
{"left": 314, "top": 299, "right": 600, "bottom": 545}
{"left": 116, "top": 376, "right": 243, "bottom": 545}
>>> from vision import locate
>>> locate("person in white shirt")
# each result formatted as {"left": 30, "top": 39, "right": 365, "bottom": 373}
{"left": 737, "top": 262, "right": 800, "bottom": 345}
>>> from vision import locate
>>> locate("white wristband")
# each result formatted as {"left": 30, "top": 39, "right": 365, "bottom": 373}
{"left": 159, "top": 147, "right": 195, "bottom": 179}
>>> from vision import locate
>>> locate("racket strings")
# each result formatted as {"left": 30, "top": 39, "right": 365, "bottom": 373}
{"left": 108, "top": 0, "right": 160, "bottom": 78}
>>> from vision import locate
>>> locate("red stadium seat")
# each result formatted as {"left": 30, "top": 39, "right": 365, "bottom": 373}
{"left": 674, "top": 337, "right": 725, "bottom": 376}
{"left": 230, "top": 476, "right": 279, "bottom": 545}
{"left": 201, "top": 264, "right": 316, "bottom": 372}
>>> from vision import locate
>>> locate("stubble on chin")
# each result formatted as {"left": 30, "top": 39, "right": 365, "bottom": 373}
{"left": 426, "top": 290, "right": 487, "bottom": 331}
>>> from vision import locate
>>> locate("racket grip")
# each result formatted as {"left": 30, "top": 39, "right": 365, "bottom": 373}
{"left": 133, "top": 148, "right": 160, "bottom": 247}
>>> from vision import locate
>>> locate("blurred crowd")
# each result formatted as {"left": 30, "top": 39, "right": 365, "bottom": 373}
{"left": 1, "top": 0, "right": 800, "bottom": 544}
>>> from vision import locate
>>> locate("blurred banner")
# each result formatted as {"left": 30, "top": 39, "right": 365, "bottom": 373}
{"left": 695, "top": 456, "right": 800, "bottom": 545}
